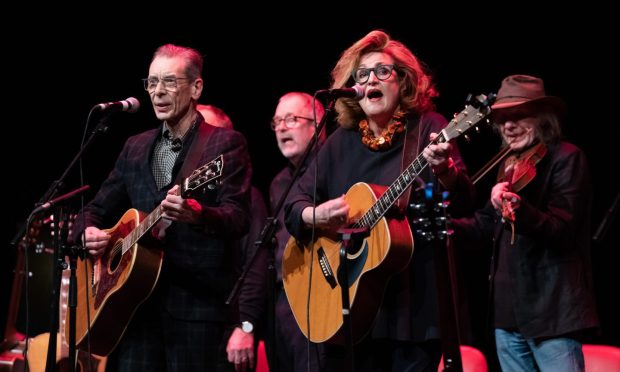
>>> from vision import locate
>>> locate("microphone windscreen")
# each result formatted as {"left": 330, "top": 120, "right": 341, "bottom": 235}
{"left": 126, "top": 97, "right": 140, "bottom": 113}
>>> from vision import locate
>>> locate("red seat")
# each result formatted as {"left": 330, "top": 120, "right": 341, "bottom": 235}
{"left": 256, "top": 340, "right": 269, "bottom": 372}
{"left": 438, "top": 345, "right": 488, "bottom": 372}
{"left": 583, "top": 344, "right": 620, "bottom": 372}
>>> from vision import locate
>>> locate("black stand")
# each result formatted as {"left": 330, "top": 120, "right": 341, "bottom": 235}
{"left": 41, "top": 186, "right": 91, "bottom": 372}
{"left": 226, "top": 98, "right": 338, "bottom": 372}
{"left": 412, "top": 184, "right": 462, "bottom": 372}
{"left": 45, "top": 207, "right": 66, "bottom": 372}
{"left": 337, "top": 227, "right": 369, "bottom": 372}
{"left": 10, "top": 110, "right": 115, "bottom": 372}
{"left": 592, "top": 190, "right": 619, "bottom": 243}
{"left": 66, "top": 230, "right": 85, "bottom": 372}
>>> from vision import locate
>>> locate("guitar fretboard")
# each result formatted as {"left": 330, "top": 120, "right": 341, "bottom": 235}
{"left": 117, "top": 154, "right": 223, "bottom": 255}
{"left": 353, "top": 132, "right": 447, "bottom": 230}
{"left": 351, "top": 97, "right": 492, "bottom": 230}
{"left": 121, "top": 205, "right": 164, "bottom": 255}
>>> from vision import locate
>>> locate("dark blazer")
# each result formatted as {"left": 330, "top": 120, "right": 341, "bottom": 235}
{"left": 454, "top": 141, "right": 599, "bottom": 338}
{"left": 73, "top": 119, "right": 252, "bottom": 321}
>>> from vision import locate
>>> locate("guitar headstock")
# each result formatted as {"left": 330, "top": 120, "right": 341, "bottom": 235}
{"left": 182, "top": 154, "right": 224, "bottom": 198}
{"left": 441, "top": 93, "right": 496, "bottom": 142}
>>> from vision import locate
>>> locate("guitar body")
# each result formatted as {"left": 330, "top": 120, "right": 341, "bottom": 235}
{"left": 68, "top": 208, "right": 164, "bottom": 356}
{"left": 283, "top": 182, "right": 413, "bottom": 343}
{"left": 26, "top": 332, "right": 107, "bottom": 372}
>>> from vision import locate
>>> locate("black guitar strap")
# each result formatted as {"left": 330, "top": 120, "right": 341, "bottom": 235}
{"left": 395, "top": 114, "right": 421, "bottom": 214}
{"left": 173, "top": 120, "right": 216, "bottom": 186}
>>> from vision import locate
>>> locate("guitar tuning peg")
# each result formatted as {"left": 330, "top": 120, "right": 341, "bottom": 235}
{"left": 475, "top": 126, "right": 480, "bottom": 133}
{"left": 464, "top": 134, "right": 470, "bottom": 142}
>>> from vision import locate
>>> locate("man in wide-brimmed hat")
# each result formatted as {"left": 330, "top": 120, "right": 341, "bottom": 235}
{"left": 491, "top": 74, "right": 566, "bottom": 152}
{"left": 453, "top": 74, "right": 599, "bottom": 371}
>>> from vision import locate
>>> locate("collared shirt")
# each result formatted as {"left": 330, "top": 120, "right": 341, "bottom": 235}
{"left": 151, "top": 125, "right": 182, "bottom": 189}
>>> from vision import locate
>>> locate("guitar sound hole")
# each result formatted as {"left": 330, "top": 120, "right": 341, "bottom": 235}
{"left": 109, "top": 243, "right": 122, "bottom": 272}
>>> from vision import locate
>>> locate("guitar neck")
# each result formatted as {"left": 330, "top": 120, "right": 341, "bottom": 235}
{"left": 354, "top": 132, "right": 447, "bottom": 229}
{"left": 118, "top": 153, "right": 224, "bottom": 256}
{"left": 121, "top": 205, "right": 164, "bottom": 255}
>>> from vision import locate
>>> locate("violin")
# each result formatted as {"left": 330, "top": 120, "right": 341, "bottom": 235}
{"left": 497, "top": 141, "right": 547, "bottom": 222}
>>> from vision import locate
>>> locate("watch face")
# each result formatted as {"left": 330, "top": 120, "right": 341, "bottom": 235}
{"left": 242, "top": 321, "right": 254, "bottom": 333}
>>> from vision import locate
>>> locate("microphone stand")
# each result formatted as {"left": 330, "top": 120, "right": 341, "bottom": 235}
{"left": 226, "top": 98, "right": 337, "bottom": 372}
{"left": 10, "top": 112, "right": 114, "bottom": 372}
{"left": 337, "top": 227, "right": 369, "bottom": 372}
{"left": 10, "top": 114, "right": 111, "bottom": 248}
{"left": 592, "top": 190, "right": 619, "bottom": 243}
{"left": 45, "top": 204, "right": 81, "bottom": 372}
{"left": 39, "top": 186, "right": 90, "bottom": 372}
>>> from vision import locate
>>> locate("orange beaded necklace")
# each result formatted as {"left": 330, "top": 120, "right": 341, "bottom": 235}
{"left": 358, "top": 111, "right": 406, "bottom": 151}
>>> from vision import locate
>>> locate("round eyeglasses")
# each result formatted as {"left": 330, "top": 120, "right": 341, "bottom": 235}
{"left": 142, "top": 76, "right": 190, "bottom": 92}
{"left": 270, "top": 115, "right": 314, "bottom": 130}
{"left": 351, "top": 64, "right": 396, "bottom": 84}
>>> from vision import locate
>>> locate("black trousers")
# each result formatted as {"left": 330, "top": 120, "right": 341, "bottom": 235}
{"left": 108, "top": 306, "right": 227, "bottom": 372}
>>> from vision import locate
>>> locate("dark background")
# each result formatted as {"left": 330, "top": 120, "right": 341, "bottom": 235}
{"left": 2, "top": 8, "right": 618, "bottom": 363}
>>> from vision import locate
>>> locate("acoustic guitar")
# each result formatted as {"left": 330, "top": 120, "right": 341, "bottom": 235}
{"left": 67, "top": 154, "right": 223, "bottom": 356}
{"left": 282, "top": 94, "right": 494, "bottom": 343}
{"left": 27, "top": 257, "right": 107, "bottom": 372}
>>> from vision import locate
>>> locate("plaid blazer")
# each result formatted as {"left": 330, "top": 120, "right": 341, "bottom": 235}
{"left": 74, "top": 119, "right": 252, "bottom": 321}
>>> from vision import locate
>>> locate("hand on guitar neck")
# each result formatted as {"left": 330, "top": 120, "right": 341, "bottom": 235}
{"left": 83, "top": 183, "right": 203, "bottom": 256}
{"left": 422, "top": 132, "right": 458, "bottom": 189}
{"left": 160, "top": 184, "right": 205, "bottom": 224}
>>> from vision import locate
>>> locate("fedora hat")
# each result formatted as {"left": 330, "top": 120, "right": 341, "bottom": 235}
{"left": 491, "top": 74, "right": 565, "bottom": 112}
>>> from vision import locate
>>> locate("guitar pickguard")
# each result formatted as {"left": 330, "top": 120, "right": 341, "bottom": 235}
{"left": 345, "top": 240, "right": 368, "bottom": 288}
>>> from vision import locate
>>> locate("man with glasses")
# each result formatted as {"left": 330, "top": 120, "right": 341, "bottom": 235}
{"left": 271, "top": 92, "right": 327, "bottom": 371}
{"left": 194, "top": 103, "right": 270, "bottom": 371}
{"left": 73, "top": 44, "right": 252, "bottom": 371}
{"left": 228, "top": 92, "right": 327, "bottom": 371}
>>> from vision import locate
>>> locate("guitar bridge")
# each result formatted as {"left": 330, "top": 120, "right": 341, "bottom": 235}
{"left": 317, "top": 247, "right": 337, "bottom": 289}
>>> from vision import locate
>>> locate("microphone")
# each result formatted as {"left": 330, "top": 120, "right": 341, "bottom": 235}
{"left": 32, "top": 185, "right": 90, "bottom": 214}
{"left": 95, "top": 97, "right": 140, "bottom": 113}
{"left": 315, "top": 85, "right": 366, "bottom": 100}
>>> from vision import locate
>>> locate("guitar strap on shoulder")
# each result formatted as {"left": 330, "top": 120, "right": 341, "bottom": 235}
{"left": 173, "top": 120, "right": 216, "bottom": 186}
{"left": 395, "top": 114, "right": 422, "bottom": 214}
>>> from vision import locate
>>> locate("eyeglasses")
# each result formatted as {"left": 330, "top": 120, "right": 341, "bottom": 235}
{"left": 351, "top": 64, "right": 396, "bottom": 84}
{"left": 270, "top": 115, "right": 314, "bottom": 130}
{"left": 142, "top": 76, "right": 190, "bottom": 92}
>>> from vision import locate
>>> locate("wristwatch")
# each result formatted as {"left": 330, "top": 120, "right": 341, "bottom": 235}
{"left": 241, "top": 320, "right": 254, "bottom": 334}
